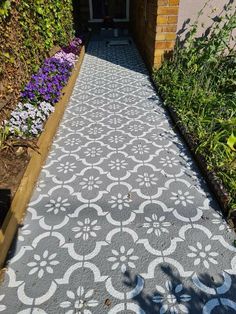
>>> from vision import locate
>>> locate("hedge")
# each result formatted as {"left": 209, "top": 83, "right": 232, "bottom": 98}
{"left": 0, "top": 0, "right": 75, "bottom": 115}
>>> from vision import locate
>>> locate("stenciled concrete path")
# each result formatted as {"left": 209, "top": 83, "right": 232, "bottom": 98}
{"left": 0, "top": 37, "right": 236, "bottom": 314}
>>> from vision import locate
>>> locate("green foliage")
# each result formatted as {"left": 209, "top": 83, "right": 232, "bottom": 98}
{"left": 0, "top": 0, "right": 75, "bottom": 111}
{"left": 153, "top": 5, "right": 236, "bottom": 215}
{"left": 0, "top": 0, "right": 11, "bottom": 18}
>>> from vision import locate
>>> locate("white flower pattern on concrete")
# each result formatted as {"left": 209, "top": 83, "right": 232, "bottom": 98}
{"left": 80, "top": 176, "right": 102, "bottom": 191}
{"left": 108, "top": 134, "right": 124, "bottom": 144}
{"left": 109, "top": 158, "right": 128, "bottom": 170}
{"left": 131, "top": 144, "right": 150, "bottom": 155}
{"left": 60, "top": 286, "right": 98, "bottom": 314}
{"left": 56, "top": 161, "right": 76, "bottom": 174}
{"left": 143, "top": 214, "right": 171, "bottom": 237}
{"left": 1, "top": 38, "right": 236, "bottom": 314}
{"left": 170, "top": 190, "right": 194, "bottom": 207}
{"left": 72, "top": 218, "right": 101, "bottom": 241}
{"left": 187, "top": 242, "right": 218, "bottom": 269}
{"left": 88, "top": 126, "right": 103, "bottom": 136}
{"left": 136, "top": 172, "right": 158, "bottom": 188}
{"left": 45, "top": 197, "right": 70, "bottom": 215}
{"left": 108, "top": 116, "right": 122, "bottom": 125}
{"left": 36, "top": 179, "right": 46, "bottom": 192}
{"left": 84, "top": 147, "right": 102, "bottom": 158}
{"left": 0, "top": 295, "right": 6, "bottom": 312}
{"left": 18, "top": 224, "right": 31, "bottom": 242}
{"left": 128, "top": 123, "right": 144, "bottom": 133}
{"left": 108, "top": 246, "right": 139, "bottom": 273}
{"left": 212, "top": 213, "right": 232, "bottom": 232}
{"left": 108, "top": 193, "right": 131, "bottom": 210}
{"left": 160, "top": 156, "right": 179, "bottom": 168}
{"left": 65, "top": 137, "right": 81, "bottom": 146}
{"left": 27, "top": 250, "right": 59, "bottom": 278}
{"left": 152, "top": 281, "right": 191, "bottom": 313}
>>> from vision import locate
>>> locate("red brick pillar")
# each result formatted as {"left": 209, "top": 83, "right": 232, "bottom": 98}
{"left": 154, "top": 0, "right": 180, "bottom": 68}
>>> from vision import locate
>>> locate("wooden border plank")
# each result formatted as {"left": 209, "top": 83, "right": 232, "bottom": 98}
{"left": 0, "top": 46, "right": 86, "bottom": 269}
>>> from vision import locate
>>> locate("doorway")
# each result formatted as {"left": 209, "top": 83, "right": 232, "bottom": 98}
{"left": 89, "top": 0, "right": 130, "bottom": 22}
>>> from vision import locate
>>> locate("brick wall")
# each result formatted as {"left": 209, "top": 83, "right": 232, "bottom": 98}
{"left": 130, "top": 0, "right": 179, "bottom": 69}
{"left": 130, "top": 0, "right": 157, "bottom": 70}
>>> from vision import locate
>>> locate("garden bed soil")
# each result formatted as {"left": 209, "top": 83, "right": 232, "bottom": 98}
{"left": 0, "top": 44, "right": 70, "bottom": 207}
{"left": 0, "top": 45, "right": 86, "bottom": 268}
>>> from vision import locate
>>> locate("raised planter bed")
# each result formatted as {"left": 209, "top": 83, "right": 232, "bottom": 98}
{"left": 0, "top": 45, "right": 86, "bottom": 269}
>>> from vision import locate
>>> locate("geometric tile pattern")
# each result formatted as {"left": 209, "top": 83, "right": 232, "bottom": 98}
{"left": 0, "top": 38, "right": 236, "bottom": 314}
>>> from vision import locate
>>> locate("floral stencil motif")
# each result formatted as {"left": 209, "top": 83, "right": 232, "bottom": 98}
{"left": 108, "top": 158, "right": 128, "bottom": 171}
{"left": 45, "top": 197, "right": 70, "bottom": 215}
{"left": 143, "top": 214, "right": 171, "bottom": 237}
{"left": 84, "top": 146, "right": 103, "bottom": 158}
{"left": 72, "top": 218, "right": 101, "bottom": 241}
{"left": 108, "top": 246, "right": 139, "bottom": 273}
{"left": 0, "top": 295, "right": 6, "bottom": 312}
{"left": 70, "top": 119, "right": 86, "bottom": 129}
{"left": 65, "top": 137, "right": 81, "bottom": 147}
{"left": 87, "top": 126, "right": 103, "bottom": 136}
{"left": 36, "top": 179, "right": 46, "bottom": 192}
{"left": 56, "top": 161, "right": 76, "bottom": 174}
{"left": 187, "top": 242, "right": 218, "bottom": 269}
{"left": 18, "top": 224, "right": 31, "bottom": 242}
{"left": 108, "top": 193, "right": 131, "bottom": 211}
{"left": 170, "top": 190, "right": 194, "bottom": 207}
{"left": 160, "top": 156, "right": 179, "bottom": 168}
{"left": 131, "top": 143, "right": 150, "bottom": 155}
{"left": 152, "top": 281, "right": 191, "bottom": 313}
{"left": 27, "top": 250, "right": 59, "bottom": 278}
{"left": 108, "top": 134, "right": 124, "bottom": 144}
{"left": 107, "top": 116, "right": 122, "bottom": 125}
{"left": 136, "top": 172, "right": 158, "bottom": 188}
{"left": 60, "top": 286, "right": 98, "bottom": 314}
{"left": 212, "top": 213, "right": 232, "bottom": 232}
{"left": 80, "top": 175, "right": 102, "bottom": 191}
{"left": 128, "top": 122, "right": 144, "bottom": 133}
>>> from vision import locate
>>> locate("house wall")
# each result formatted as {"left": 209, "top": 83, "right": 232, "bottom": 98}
{"left": 76, "top": 0, "right": 234, "bottom": 69}
{"left": 177, "top": 0, "right": 234, "bottom": 36}
{"left": 130, "top": 0, "right": 179, "bottom": 70}
{"left": 129, "top": 0, "right": 157, "bottom": 70}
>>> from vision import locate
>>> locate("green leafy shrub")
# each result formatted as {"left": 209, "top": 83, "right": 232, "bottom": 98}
{"left": 0, "top": 0, "right": 75, "bottom": 121}
{"left": 153, "top": 5, "right": 236, "bottom": 214}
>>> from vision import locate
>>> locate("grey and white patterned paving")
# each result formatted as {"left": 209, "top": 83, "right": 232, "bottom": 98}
{"left": 0, "top": 38, "right": 236, "bottom": 314}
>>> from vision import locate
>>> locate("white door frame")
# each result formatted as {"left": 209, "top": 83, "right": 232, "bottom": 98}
{"left": 89, "top": 0, "right": 130, "bottom": 22}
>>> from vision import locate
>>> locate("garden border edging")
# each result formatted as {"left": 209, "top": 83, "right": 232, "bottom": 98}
{"left": 0, "top": 45, "right": 86, "bottom": 269}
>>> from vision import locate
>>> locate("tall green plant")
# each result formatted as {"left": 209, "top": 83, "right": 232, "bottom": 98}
{"left": 153, "top": 3, "right": 236, "bottom": 215}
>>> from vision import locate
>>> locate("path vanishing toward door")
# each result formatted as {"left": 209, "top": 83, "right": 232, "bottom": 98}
{"left": 0, "top": 37, "right": 236, "bottom": 314}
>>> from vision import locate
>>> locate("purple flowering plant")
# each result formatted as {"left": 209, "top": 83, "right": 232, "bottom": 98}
{"left": 62, "top": 37, "right": 82, "bottom": 55}
{"left": 3, "top": 37, "right": 83, "bottom": 139}
{"left": 21, "top": 37, "right": 82, "bottom": 105}
{"left": 21, "top": 58, "right": 73, "bottom": 104}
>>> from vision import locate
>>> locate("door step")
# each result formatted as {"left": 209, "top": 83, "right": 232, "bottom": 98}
{"left": 107, "top": 39, "right": 131, "bottom": 47}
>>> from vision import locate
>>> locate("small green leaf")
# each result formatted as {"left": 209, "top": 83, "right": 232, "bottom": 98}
{"left": 37, "top": 7, "right": 44, "bottom": 15}
{"left": 227, "top": 133, "right": 236, "bottom": 151}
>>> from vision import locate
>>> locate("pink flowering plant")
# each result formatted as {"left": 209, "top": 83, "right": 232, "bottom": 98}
{"left": 2, "top": 37, "right": 82, "bottom": 140}
{"left": 62, "top": 37, "right": 82, "bottom": 55}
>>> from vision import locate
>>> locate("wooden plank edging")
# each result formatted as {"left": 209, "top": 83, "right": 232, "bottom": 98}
{"left": 0, "top": 46, "right": 86, "bottom": 269}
